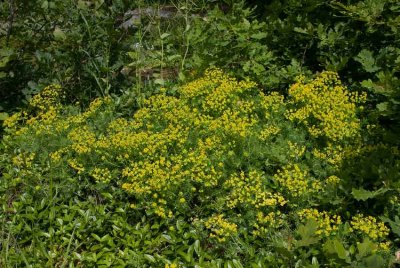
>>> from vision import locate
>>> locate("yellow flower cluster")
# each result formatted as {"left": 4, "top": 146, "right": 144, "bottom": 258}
{"left": 12, "top": 152, "right": 36, "bottom": 168}
{"left": 297, "top": 209, "right": 342, "bottom": 237}
{"left": 224, "top": 170, "right": 286, "bottom": 208}
{"left": 180, "top": 68, "right": 257, "bottom": 115}
{"left": 90, "top": 167, "right": 112, "bottom": 183}
{"left": 209, "top": 109, "right": 258, "bottom": 138}
{"left": 286, "top": 72, "right": 364, "bottom": 142}
{"left": 325, "top": 175, "right": 340, "bottom": 185}
{"left": 258, "top": 125, "right": 281, "bottom": 141}
{"left": 165, "top": 263, "right": 178, "bottom": 268}
{"left": 252, "top": 211, "right": 284, "bottom": 237}
{"left": 350, "top": 214, "right": 389, "bottom": 240}
{"left": 260, "top": 92, "right": 285, "bottom": 119}
{"left": 274, "top": 164, "right": 321, "bottom": 197}
{"left": 312, "top": 144, "right": 356, "bottom": 169}
{"left": 205, "top": 214, "right": 238, "bottom": 242}
{"left": 50, "top": 148, "right": 69, "bottom": 163}
{"left": 3, "top": 85, "right": 70, "bottom": 138}
{"left": 287, "top": 141, "right": 306, "bottom": 159}
{"left": 3, "top": 112, "right": 24, "bottom": 129}
{"left": 68, "top": 159, "right": 85, "bottom": 174}
{"left": 3, "top": 85, "right": 63, "bottom": 135}
{"left": 2, "top": 70, "right": 373, "bottom": 248}
{"left": 68, "top": 126, "right": 97, "bottom": 154}
{"left": 29, "top": 84, "right": 63, "bottom": 111}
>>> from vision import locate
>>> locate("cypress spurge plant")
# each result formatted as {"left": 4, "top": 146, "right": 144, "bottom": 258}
{"left": 1, "top": 70, "right": 396, "bottom": 266}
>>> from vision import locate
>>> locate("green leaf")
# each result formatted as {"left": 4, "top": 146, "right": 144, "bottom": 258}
{"left": 41, "top": 0, "right": 49, "bottom": 9}
{"left": 361, "top": 255, "right": 385, "bottom": 268}
{"left": 242, "top": 18, "right": 251, "bottom": 30}
{"left": 354, "top": 49, "right": 380, "bottom": 73}
{"left": 77, "top": 0, "right": 87, "bottom": 9}
{"left": 0, "top": 112, "right": 9, "bottom": 121}
{"left": 91, "top": 233, "right": 101, "bottom": 242}
{"left": 193, "top": 240, "right": 200, "bottom": 255}
{"left": 381, "top": 216, "right": 400, "bottom": 237}
{"left": 293, "top": 27, "right": 310, "bottom": 35}
{"left": 225, "top": 260, "right": 234, "bottom": 268}
{"left": 162, "top": 234, "right": 172, "bottom": 242}
{"left": 0, "top": 48, "right": 14, "bottom": 68}
{"left": 154, "top": 78, "right": 165, "bottom": 85}
{"left": 351, "top": 187, "right": 389, "bottom": 201}
{"left": 53, "top": 27, "right": 67, "bottom": 41}
{"left": 250, "top": 32, "right": 267, "bottom": 40}
{"left": 356, "top": 239, "right": 374, "bottom": 260}
{"left": 144, "top": 254, "right": 156, "bottom": 263}
{"left": 232, "top": 259, "right": 244, "bottom": 268}
{"left": 323, "top": 239, "right": 348, "bottom": 260}
{"left": 73, "top": 252, "right": 82, "bottom": 260}
{"left": 376, "top": 102, "right": 389, "bottom": 112}
{"left": 333, "top": 240, "right": 347, "bottom": 260}
{"left": 295, "top": 220, "right": 320, "bottom": 247}
{"left": 160, "top": 33, "right": 171, "bottom": 39}
{"left": 178, "top": 72, "right": 186, "bottom": 81}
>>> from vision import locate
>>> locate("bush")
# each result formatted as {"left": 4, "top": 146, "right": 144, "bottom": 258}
{"left": 1, "top": 70, "right": 397, "bottom": 266}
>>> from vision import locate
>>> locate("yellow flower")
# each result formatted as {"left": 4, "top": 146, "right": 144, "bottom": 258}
{"left": 350, "top": 214, "right": 389, "bottom": 241}
{"left": 205, "top": 214, "right": 238, "bottom": 243}
{"left": 285, "top": 72, "right": 363, "bottom": 145}
{"left": 297, "top": 209, "right": 342, "bottom": 237}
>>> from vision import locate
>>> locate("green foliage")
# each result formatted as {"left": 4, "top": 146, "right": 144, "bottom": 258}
{"left": 1, "top": 71, "right": 397, "bottom": 266}
{"left": 124, "top": 0, "right": 307, "bottom": 92}
{"left": 1, "top": 0, "right": 400, "bottom": 266}
{"left": 249, "top": 0, "right": 400, "bottom": 140}
{"left": 0, "top": 0, "right": 137, "bottom": 110}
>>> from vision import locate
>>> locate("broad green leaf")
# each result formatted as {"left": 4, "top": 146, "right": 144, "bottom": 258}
{"left": 356, "top": 239, "right": 374, "bottom": 260}
{"left": 232, "top": 259, "right": 244, "bottom": 268}
{"left": 323, "top": 239, "right": 347, "bottom": 260}
{"left": 160, "top": 33, "right": 171, "bottom": 39}
{"left": 250, "top": 32, "right": 267, "bottom": 40}
{"left": 295, "top": 220, "right": 320, "bottom": 247}
{"left": 154, "top": 78, "right": 165, "bottom": 85}
{"left": 41, "top": 0, "right": 48, "bottom": 9}
{"left": 0, "top": 112, "right": 8, "bottom": 120}
{"left": 91, "top": 233, "right": 101, "bottom": 241}
{"left": 351, "top": 187, "right": 389, "bottom": 201}
{"left": 293, "top": 27, "right": 310, "bottom": 35}
{"left": 242, "top": 18, "right": 251, "bottom": 30}
{"left": 361, "top": 255, "right": 385, "bottom": 268}
{"left": 376, "top": 102, "right": 389, "bottom": 112}
{"left": 333, "top": 240, "right": 347, "bottom": 260}
{"left": 194, "top": 240, "right": 201, "bottom": 255}
{"left": 53, "top": 27, "right": 67, "bottom": 41}
{"left": 77, "top": 0, "right": 87, "bottom": 9}
{"left": 355, "top": 49, "right": 380, "bottom": 73}
{"left": 144, "top": 254, "right": 156, "bottom": 263}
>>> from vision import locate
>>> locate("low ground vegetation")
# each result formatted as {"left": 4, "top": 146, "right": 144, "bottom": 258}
{"left": 1, "top": 0, "right": 400, "bottom": 267}
{"left": 1, "top": 70, "right": 399, "bottom": 267}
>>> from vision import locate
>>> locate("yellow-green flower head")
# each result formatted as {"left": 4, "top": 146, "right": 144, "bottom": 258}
{"left": 205, "top": 214, "right": 238, "bottom": 242}
{"left": 297, "top": 208, "right": 342, "bottom": 237}
{"left": 350, "top": 214, "right": 389, "bottom": 241}
{"left": 286, "top": 72, "right": 363, "bottom": 143}
{"left": 29, "top": 84, "right": 63, "bottom": 111}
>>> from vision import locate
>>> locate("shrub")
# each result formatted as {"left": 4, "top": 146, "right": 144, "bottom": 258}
{"left": 1, "top": 70, "right": 396, "bottom": 266}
